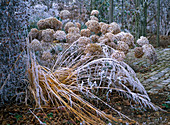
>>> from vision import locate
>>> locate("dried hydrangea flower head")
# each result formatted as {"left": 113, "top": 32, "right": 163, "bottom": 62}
{"left": 117, "top": 41, "right": 129, "bottom": 54}
{"left": 121, "top": 33, "right": 134, "bottom": 48}
{"left": 108, "top": 22, "right": 121, "bottom": 34}
{"left": 91, "top": 10, "right": 99, "bottom": 16}
{"left": 137, "top": 36, "right": 149, "bottom": 46}
{"left": 77, "top": 36, "right": 91, "bottom": 47}
{"left": 134, "top": 47, "right": 144, "bottom": 58}
{"left": 114, "top": 32, "right": 126, "bottom": 41}
{"left": 66, "top": 33, "right": 81, "bottom": 43}
{"left": 75, "top": 22, "right": 81, "bottom": 29}
{"left": 42, "top": 29, "right": 55, "bottom": 42}
{"left": 42, "top": 51, "right": 53, "bottom": 61}
{"left": 28, "top": 28, "right": 39, "bottom": 40}
{"left": 37, "top": 30, "right": 43, "bottom": 41}
{"left": 104, "top": 33, "right": 116, "bottom": 43}
{"left": 59, "top": 10, "right": 71, "bottom": 20}
{"left": 37, "top": 17, "right": 62, "bottom": 31}
{"left": 98, "top": 35, "right": 117, "bottom": 49}
{"left": 81, "top": 29, "right": 91, "bottom": 37}
{"left": 99, "top": 22, "right": 106, "bottom": 28}
{"left": 29, "top": 39, "right": 42, "bottom": 51}
{"left": 90, "top": 34, "right": 99, "bottom": 43}
{"left": 84, "top": 43, "right": 103, "bottom": 56}
{"left": 111, "top": 50, "right": 126, "bottom": 61}
{"left": 142, "top": 44, "right": 157, "bottom": 64}
{"left": 68, "top": 27, "right": 80, "bottom": 34}
{"left": 90, "top": 16, "right": 99, "bottom": 22}
{"left": 85, "top": 20, "right": 101, "bottom": 34}
{"left": 101, "top": 23, "right": 109, "bottom": 35}
{"left": 53, "top": 30, "right": 66, "bottom": 42}
{"left": 64, "top": 22, "right": 75, "bottom": 33}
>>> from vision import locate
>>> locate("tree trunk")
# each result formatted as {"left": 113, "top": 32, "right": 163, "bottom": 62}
{"left": 143, "top": 0, "right": 147, "bottom": 36}
{"left": 157, "top": 0, "right": 160, "bottom": 46}
{"left": 135, "top": 0, "right": 140, "bottom": 41}
{"left": 109, "top": 0, "right": 113, "bottom": 23}
{"left": 121, "top": 0, "right": 124, "bottom": 29}
{"left": 90, "top": 0, "right": 93, "bottom": 12}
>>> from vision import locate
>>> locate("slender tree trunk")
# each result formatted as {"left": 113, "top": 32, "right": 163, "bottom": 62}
{"left": 157, "top": 0, "right": 160, "bottom": 46}
{"left": 121, "top": 0, "right": 124, "bottom": 29}
{"left": 135, "top": 0, "right": 140, "bottom": 41}
{"left": 90, "top": 0, "right": 93, "bottom": 12}
{"left": 109, "top": 0, "right": 113, "bottom": 23}
{"left": 143, "top": 0, "right": 147, "bottom": 36}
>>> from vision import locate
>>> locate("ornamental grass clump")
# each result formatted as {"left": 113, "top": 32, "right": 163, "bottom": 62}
{"left": 27, "top": 10, "right": 162, "bottom": 125}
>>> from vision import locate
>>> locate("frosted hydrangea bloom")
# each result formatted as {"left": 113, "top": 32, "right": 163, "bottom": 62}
{"left": 111, "top": 50, "right": 126, "bottom": 61}
{"left": 28, "top": 28, "right": 39, "bottom": 40}
{"left": 90, "top": 16, "right": 99, "bottom": 22}
{"left": 68, "top": 27, "right": 80, "bottom": 34}
{"left": 91, "top": 10, "right": 99, "bottom": 16}
{"left": 90, "top": 34, "right": 99, "bottom": 42}
{"left": 121, "top": 33, "right": 134, "bottom": 48}
{"left": 84, "top": 43, "right": 103, "bottom": 56}
{"left": 77, "top": 37, "right": 91, "bottom": 47}
{"left": 101, "top": 23, "right": 109, "bottom": 35}
{"left": 53, "top": 30, "right": 66, "bottom": 41}
{"left": 59, "top": 10, "right": 71, "bottom": 20}
{"left": 85, "top": 20, "right": 101, "bottom": 34}
{"left": 117, "top": 41, "right": 129, "bottom": 54}
{"left": 42, "top": 29, "right": 55, "bottom": 42}
{"left": 37, "top": 17, "right": 62, "bottom": 31}
{"left": 81, "top": 29, "right": 91, "bottom": 37}
{"left": 66, "top": 33, "right": 81, "bottom": 43}
{"left": 137, "top": 36, "right": 149, "bottom": 46}
{"left": 108, "top": 22, "right": 121, "bottom": 34}
{"left": 29, "top": 39, "right": 42, "bottom": 51}
{"left": 64, "top": 22, "right": 75, "bottom": 33}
